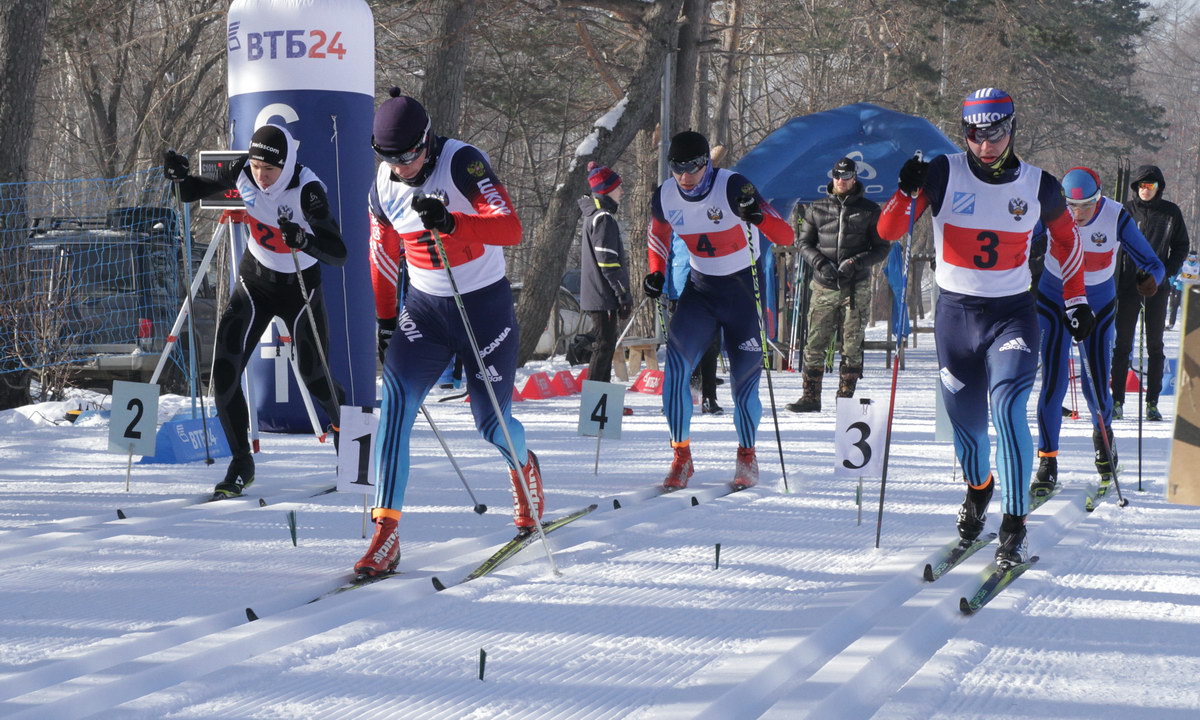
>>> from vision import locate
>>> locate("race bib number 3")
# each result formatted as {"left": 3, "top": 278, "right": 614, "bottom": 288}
{"left": 942, "top": 223, "right": 1028, "bottom": 271}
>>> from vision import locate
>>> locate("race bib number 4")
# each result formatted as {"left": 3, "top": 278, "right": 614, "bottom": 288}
{"left": 942, "top": 223, "right": 1028, "bottom": 271}
{"left": 681, "top": 226, "right": 747, "bottom": 258}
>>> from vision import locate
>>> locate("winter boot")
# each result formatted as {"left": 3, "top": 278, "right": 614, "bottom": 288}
{"left": 212, "top": 453, "right": 255, "bottom": 499}
{"left": 354, "top": 510, "right": 401, "bottom": 578}
{"left": 510, "top": 450, "right": 545, "bottom": 531}
{"left": 1146, "top": 403, "right": 1163, "bottom": 421}
{"left": 1031, "top": 452, "right": 1058, "bottom": 498}
{"left": 995, "top": 513, "right": 1029, "bottom": 567}
{"left": 663, "top": 440, "right": 694, "bottom": 490}
{"left": 956, "top": 475, "right": 994, "bottom": 542}
{"left": 1112, "top": 401, "right": 1123, "bottom": 420}
{"left": 786, "top": 369, "right": 823, "bottom": 413}
{"left": 1094, "top": 427, "right": 1118, "bottom": 495}
{"left": 836, "top": 363, "right": 862, "bottom": 399}
{"left": 701, "top": 396, "right": 724, "bottom": 415}
{"left": 733, "top": 446, "right": 758, "bottom": 489}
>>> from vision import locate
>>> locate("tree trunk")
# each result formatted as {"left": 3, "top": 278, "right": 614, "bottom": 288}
{"left": 0, "top": 0, "right": 50, "bottom": 188}
{"left": 671, "top": 0, "right": 705, "bottom": 135}
{"left": 515, "top": 0, "right": 686, "bottom": 365}
{"left": 711, "top": 0, "right": 741, "bottom": 148}
{"left": 423, "top": 0, "right": 476, "bottom": 137}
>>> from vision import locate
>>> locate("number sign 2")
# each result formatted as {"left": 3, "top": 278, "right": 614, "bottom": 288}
{"left": 578, "top": 380, "right": 626, "bottom": 440}
{"left": 336, "top": 406, "right": 379, "bottom": 495}
{"left": 109, "top": 381, "right": 160, "bottom": 456}
{"left": 834, "top": 396, "right": 887, "bottom": 479}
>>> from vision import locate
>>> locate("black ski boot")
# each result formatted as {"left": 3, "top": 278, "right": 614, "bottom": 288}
{"left": 701, "top": 396, "right": 724, "bottom": 414}
{"left": 1093, "top": 427, "right": 1118, "bottom": 494}
{"left": 956, "top": 476, "right": 994, "bottom": 542}
{"left": 1031, "top": 454, "right": 1058, "bottom": 498}
{"left": 995, "top": 513, "right": 1029, "bottom": 567}
{"left": 213, "top": 453, "right": 255, "bottom": 499}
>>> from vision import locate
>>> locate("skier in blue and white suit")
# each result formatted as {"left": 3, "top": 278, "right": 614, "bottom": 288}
{"left": 1033, "top": 167, "right": 1163, "bottom": 497}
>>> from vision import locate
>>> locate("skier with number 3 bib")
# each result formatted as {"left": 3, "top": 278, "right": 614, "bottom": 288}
{"left": 358, "top": 89, "right": 538, "bottom": 578}
{"left": 162, "top": 124, "right": 347, "bottom": 500}
{"left": 877, "top": 89, "right": 1093, "bottom": 567}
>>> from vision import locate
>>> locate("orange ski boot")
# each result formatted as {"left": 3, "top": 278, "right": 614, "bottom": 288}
{"left": 510, "top": 450, "right": 545, "bottom": 532}
{"left": 663, "top": 440, "right": 694, "bottom": 490}
{"left": 733, "top": 446, "right": 758, "bottom": 489}
{"left": 354, "top": 509, "right": 401, "bottom": 578}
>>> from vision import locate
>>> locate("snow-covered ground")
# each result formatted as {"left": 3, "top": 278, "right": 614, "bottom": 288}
{"left": 1, "top": 322, "right": 1197, "bottom": 720}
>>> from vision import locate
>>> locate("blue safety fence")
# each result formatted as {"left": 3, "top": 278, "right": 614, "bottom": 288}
{"left": 0, "top": 169, "right": 216, "bottom": 397}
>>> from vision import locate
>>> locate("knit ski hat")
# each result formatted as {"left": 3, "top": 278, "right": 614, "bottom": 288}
{"left": 248, "top": 125, "right": 288, "bottom": 168}
{"left": 372, "top": 88, "right": 431, "bottom": 154}
{"left": 587, "top": 162, "right": 621, "bottom": 194}
{"left": 667, "top": 130, "right": 710, "bottom": 163}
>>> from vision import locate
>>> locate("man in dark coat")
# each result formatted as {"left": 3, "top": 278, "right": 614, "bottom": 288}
{"left": 577, "top": 162, "right": 633, "bottom": 383}
{"left": 1111, "top": 164, "right": 1191, "bottom": 421}
{"left": 788, "top": 157, "right": 890, "bottom": 412}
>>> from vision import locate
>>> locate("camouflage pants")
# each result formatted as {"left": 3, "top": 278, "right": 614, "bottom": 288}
{"left": 802, "top": 278, "right": 872, "bottom": 371}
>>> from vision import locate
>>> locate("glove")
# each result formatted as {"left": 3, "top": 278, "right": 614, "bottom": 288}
{"left": 897, "top": 156, "right": 929, "bottom": 195}
{"left": 377, "top": 317, "right": 397, "bottom": 364}
{"left": 736, "top": 195, "right": 764, "bottom": 225}
{"left": 163, "top": 149, "right": 189, "bottom": 182}
{"left": 816, "top": 260, "right": 839, "bottom": 287}
{"left": 277, "top": 216, "right": 308, "bottom": 251}
{"left": 643, "top": 271, "right": 665, "bottom": 299}
{"left": 1065, "top": 304, "right": 1095, "bottom": 342}
{"left": 1136, "top": 270, "right": 1158, "bottom": 297}
{"left": 412, "top": 195, "right": 456, "bottom": 234}
{"left": 617, "top": 300, "right": 632, "bottom": 320}
{"left": 837, "top": 257, "right": 858, "bottom": 284}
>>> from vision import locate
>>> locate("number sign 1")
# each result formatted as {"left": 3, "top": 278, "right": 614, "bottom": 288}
{"left": 578, "top": 380, "right": 626, "bottom": 440}
{"left": 109, "top": 381, "right": 160, "bottom": 456}
{"left": 834, "top": 396, "right": 887, "bottom": 479}
{"left": 336, "top": 406, "right": 379, "bottom": 495}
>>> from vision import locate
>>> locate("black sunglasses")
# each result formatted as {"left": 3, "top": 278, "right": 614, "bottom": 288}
{"left": 964, "top": 117, "right": 1012, "bottom": 145}
{"left": 669, "top": 156, "right": 708, "bottom": 176}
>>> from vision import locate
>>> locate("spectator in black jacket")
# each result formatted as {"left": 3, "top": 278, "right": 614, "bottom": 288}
{"left": 1111, "top": 165, "right": 1191, "bottom": 421}
{"left": 788, "top": 157, "right": 890, "bottom": 412}
{"left": 577, "top": 162, "right": 633, "bottom": 383}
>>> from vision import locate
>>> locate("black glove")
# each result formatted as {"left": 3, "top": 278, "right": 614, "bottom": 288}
{"left": 643, "top": 271, "right": 665, "bottom": 299}
{"left": 617, "top": 300, "right": 632, "bottom": 320}
{"left": 377, "top": 317, "right": 397, "bottom": 364}
{"left": 736, "top": 195, "right": 764, "bottom": 225}
{"left": 1065, "top": 304, "right": 1095, "bottom": 341}
{"left": 163, "top": 149, "right": 190, "bottom": 182}
{"left": 837, "top": 257, "right": 858, "bottom": 283}
{"left": 1136, "top": 270, "right": 1158, "bottom": 297}
{"left": 277, "top": 216, "right": 308, "bottom": 251}
{"left": 815, "top": 260, "right": 839, "bottom": 287}
{"left": 898, "top": 156, "right": 929, "bottom": 195}
{"left": 412, "top": 195, "right": 456, "bottom": 234}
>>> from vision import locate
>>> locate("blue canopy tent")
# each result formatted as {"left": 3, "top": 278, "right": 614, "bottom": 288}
{"left": 732, "top": 103, "right": 961, "bottom": 348}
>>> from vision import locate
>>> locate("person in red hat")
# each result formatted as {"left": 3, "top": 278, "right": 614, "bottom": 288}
{"left": 577, "top": 161, "right": 632, "bottom": 385}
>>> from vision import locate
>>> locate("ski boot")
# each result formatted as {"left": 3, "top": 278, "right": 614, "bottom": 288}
{"left": 212, "top": 453, "right": 255, "bottom": 499}
{"left": 995, "top": 513, "right": 1029, "bottom": 567}
{"left": 510, "top": 450, "right": 545, "bottom": 533}
{"left": 1112, "top": 401, "right": 1123, "bottom": 420}
{"left": 662, "top": 440, "right": 694, "bottom": 490}
{"left": 786, "top": 369, "right": 822, "bottom": 413}
{"left": 836, "top": 362, "right": 861, "bottom": 399}
{"left": 701, "top": 396, "right": 724, "bottom": 415}
{"left": 1146, "top": 403, "right": 1163, "bottom": 422}
{"left": 956, "top": 475, "right": 994, "bottom": 543}
{"left": 1031, "top": 453, "right": 1058, "bottom": 498}
{"left": 354, "top": 510, "right": 401, "bottom": 578}
{"left": 1094, "top": 427, "right": 1118, "bottom": 496}
{"left": 733, "top": 446, "right": 758, "bottom": 489}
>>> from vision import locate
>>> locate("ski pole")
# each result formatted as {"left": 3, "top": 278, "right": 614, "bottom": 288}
{"left": 420, "top": 404, "right": 487, "bottom": 514}
{"left": 176, "top": 188, "right": 213, "bottom": 464}
{"left": 429, "top": 225, "right": 559, "bottom": 574}
{"left": 876, "top": 154, "right": 921, "bottom": 548}
{"left": 1076, "top": 340, "right": 1129, "bottom": 507}
{"left": 284, "top": 216, "right": 340, "bottom": 440}
{"left": 614, "top": 296, "right": 651, "bottom": 349}
{"left": 740, "top": 214, "right": 789, "bottom": 493}
{"left": 1137, "top": 300, "right": 1145, "bottom": 491}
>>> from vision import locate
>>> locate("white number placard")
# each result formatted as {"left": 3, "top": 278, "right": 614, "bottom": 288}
{"left": 336, "top": 405, "right": 379, "bottom": 495}
{"left": 578, "top": 380, "right": 625, "bottom": 440}
{"left": 834, "top": 396, "right": 887, "bottom": 479}
{"left": 109, "top": 381, "right": 160, "bottom": 456}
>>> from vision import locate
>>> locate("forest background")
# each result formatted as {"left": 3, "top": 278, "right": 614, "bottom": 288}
{"left": 2, "top": 0, "right": 1198, "bottom": 366}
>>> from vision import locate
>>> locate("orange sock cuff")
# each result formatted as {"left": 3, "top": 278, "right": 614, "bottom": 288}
{"left": 671, "top": 439, "right": 690, "bottom": 449}
{"left": 372, "top": 507, "right": 401, "bottom": 521}
{"left": 1038, "top": 450, "right": 1058, "bottom": 458}
{"left": 968, "top": 472, "right": 994, "bottom": 491}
